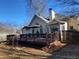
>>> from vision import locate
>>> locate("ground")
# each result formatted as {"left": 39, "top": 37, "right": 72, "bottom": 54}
{"left": 0, "top": 43, "right": 51, "bottom": 59}
{"left": 46, "top": 44, "right": 79, "bottom": 59}
{"left": 0, "top": 44, "right": 79, "bottom": 59}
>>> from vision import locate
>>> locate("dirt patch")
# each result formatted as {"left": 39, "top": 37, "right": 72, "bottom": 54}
{"left": 0, "top": 44, "right": 51, "bottom": 59}
{"left": 42, "top": 40, "right": 66, "bottom": 53}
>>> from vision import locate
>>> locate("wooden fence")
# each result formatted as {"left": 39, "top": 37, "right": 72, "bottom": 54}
{"left": 62, "top": 30, "right": 79, "bottom": 44}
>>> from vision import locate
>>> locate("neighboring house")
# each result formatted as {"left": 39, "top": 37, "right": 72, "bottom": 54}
{"left": 67, "top": 16, "right": 78, "bottom": 30}
{"left": 77, "top": 17, "right": 79, "bottom": 31}
{"left": 22, "top": 8, "right": 79, "bottom": 34}
{"left": 0, "top": 33, "right": 9, "bottom": 41}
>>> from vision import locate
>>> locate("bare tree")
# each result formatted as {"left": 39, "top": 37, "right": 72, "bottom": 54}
{"left": 53, "top": 0, "right": 79, "bottom": 16}
{"left": 26, "top": 0, "right": 79, "bottom": 16}
{"left": 26, "top": 0, "right": 48, "bottom": 16}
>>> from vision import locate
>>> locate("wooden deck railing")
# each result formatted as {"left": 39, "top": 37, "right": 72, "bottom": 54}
{"left": 7, "top": 32, "right": 60, "bottom": 46}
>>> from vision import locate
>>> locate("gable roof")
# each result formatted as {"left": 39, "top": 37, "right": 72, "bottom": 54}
{"left": 29, "top": 15, "right": 49, "bottom": 26}
{"left": 49, "top": 19, "right": 66, "bottom": 24}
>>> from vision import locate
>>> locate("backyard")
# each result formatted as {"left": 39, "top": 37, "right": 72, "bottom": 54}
{"left": 0, "top": 43, "right": 79, "bottom": 59}
{"left": 0, "top": 43, "right": 51, "bottom": 59}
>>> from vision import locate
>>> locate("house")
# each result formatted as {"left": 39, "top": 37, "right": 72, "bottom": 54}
{"left": 67, "top": 16, "right": 78, "bottom": 30}
{"left": 22, "top": 8, "right": 79, "bottom": 35}
{"left": 22, "top": 15, "right": 50, "bottom": 34}
{"left": 22, "top": 8, "right": 68, "bottom": 34}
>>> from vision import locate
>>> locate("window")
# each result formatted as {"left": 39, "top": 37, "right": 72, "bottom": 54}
{"left": 40, "top": 26, "right": 43, "bottom": 34}
{"left": 70, "top": 26, "right": 73, "bottom": 30}
{"left": 51, "top": 28, "right": 58, "bottom": 32}
{"left": 35, "top": 23, "right": 39, "bottom": 25}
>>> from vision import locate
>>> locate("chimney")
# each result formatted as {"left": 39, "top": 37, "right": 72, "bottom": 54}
{"left": 49, "top": 8, "right": 55, "bottom": 21}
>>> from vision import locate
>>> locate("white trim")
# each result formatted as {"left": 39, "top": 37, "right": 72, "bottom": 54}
{"left": 36, "top": 15, "right": 49, "bottom": 23}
